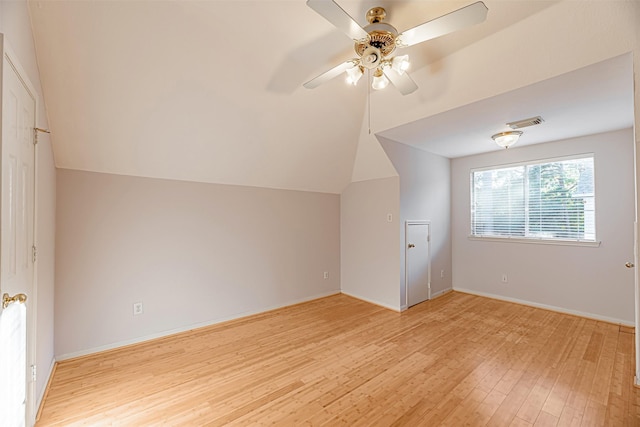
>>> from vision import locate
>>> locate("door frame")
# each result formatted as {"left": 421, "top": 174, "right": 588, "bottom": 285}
{"left": 404, "top": 220, "right": 431, "bottom": 308}
{"left": 0, "top": 34, "right": 39, "bottom": 425}
{"left": 634, "top": 128, "right": 640, "bottom": 386}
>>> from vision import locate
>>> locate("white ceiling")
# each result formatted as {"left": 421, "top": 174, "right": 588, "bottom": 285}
{"left": 378, "top": 53, "right": 634, "bottom": 158}
{"left": 27, "top": 0, "right": 632, "bottom": 192}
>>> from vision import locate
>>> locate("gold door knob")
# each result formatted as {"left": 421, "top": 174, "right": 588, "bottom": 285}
{"left": 2, "top": 293, "right": 27, "bottom": 309}
{"left": 625, "top": 262, "right": 635, "bottom": 269}
{"left": 408, "top": 243, "right": 415, "bottom": 248}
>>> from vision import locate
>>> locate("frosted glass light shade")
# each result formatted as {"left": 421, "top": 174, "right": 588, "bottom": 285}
{"left": 391, "top": 55, "right": 410, "bottom": 74}
{"left": 372, "top": 72, "right": 389, "bottom": 90}
{"left": 492, "top": 131, "right": 522, "bottom": 148}
{"left": 345, "top": 66, "right": 363, "bottom": 85}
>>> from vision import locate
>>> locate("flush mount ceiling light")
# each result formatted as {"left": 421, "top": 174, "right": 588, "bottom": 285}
{"left": 492, "top": 131, "right": 523, "bottom": 149}
{"left": 303, "top": 1, "right": 489, "bottom": 95}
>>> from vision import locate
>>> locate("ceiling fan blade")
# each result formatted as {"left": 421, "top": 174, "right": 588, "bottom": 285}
{"left": 304, "top": 61, "right": 354, "bottom": 89}
{"left": 383, "top": 68, "right": 418, "bottom": 96}
{"left": 306, "top": 0, "right": 369, "bottom": 41}
{"left": 396, "top": 1, "right": 488, "bottom": 47}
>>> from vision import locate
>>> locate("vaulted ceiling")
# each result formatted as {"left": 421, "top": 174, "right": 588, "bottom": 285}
{"left": 28, "top": 0, "right": 633, "bottom": 193}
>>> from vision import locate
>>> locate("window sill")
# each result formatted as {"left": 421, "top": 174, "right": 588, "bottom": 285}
{"left": 468, "top": 235, "right": 601, "bottom": 248}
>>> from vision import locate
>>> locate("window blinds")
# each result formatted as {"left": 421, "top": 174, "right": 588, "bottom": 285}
{"left": 471, "top": 155, "right": 595, "bottom": 242}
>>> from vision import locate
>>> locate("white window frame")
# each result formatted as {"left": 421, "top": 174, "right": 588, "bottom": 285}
{"left": 469, "top": 153, "right": 600, "bottom": 247}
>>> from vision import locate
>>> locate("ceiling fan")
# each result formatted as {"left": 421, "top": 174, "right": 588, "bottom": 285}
{"left": 304, "top": 0, "right": 488, "bottom": 95}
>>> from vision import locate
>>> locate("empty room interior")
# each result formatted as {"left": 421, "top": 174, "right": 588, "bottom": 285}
{"left": 0, "top": 0, "right": 639, "bottom": 425}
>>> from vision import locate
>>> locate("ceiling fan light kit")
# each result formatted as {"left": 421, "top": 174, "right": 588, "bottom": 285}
{"left": 304, "top": 0, "right": 488, "bottom": 96}
{"left": 372, "top": 69, "right": 390, "bottom": 90}
{"left": 345, "top": 65, "right": 364, "bottom": 85}
{"left": 391, "top": 55, "right": 410, "bottom": 75}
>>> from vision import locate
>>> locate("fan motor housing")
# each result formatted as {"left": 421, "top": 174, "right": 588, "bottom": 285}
{"left": 355, "top": 7, "right": 398, "bottom": 59}
{"left": 355, "top": 28, "right": 397, "bottom": 58}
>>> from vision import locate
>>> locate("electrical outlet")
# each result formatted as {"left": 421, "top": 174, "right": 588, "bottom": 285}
{"left": 501, "top": 274, "right": 508, "bottom": 283}
{"left": 440, "top": 270, "right": 444, "bottom": 278}
{"left": 133, "top": 302, "right": 144, "bottom": 315}
{"left": 323, "top": 271, "right": 329, "bottom": 279}
{"left": 387, "top": 213, "right": 393, "bottom": 222}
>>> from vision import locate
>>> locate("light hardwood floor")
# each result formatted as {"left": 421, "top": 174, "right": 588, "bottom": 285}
{"left": 37, "top": 292, "right": 639, "bottom": 426}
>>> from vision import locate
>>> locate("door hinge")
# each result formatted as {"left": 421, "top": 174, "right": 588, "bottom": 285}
{"left": 31, "top": 365, "right": 37, "bottom": 382}
{"left": 32, "top": 245, "right": 37, "bottom": 263}
{"left": 34, "top": 127, "right": 50, "bottom": 145}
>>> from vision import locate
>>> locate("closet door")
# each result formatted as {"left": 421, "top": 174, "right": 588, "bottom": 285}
{"left": 406, "top": 221, "right": 430, "bottom": 307}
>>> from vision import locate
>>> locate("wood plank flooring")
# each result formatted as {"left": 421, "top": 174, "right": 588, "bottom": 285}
{"left": 36, "top": 292, "right": 640, "bottom": 426}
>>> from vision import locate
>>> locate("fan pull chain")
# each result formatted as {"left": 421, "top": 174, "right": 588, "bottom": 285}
{"left": 368, "top": 69, "right": 372, "bottom": 135}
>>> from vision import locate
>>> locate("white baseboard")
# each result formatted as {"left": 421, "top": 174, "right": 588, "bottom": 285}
{"left": 454, "top": 287, "right": 634, "bottom": 327}
{"left": 431, "top": 288, "right": 453, "bottom": 299}
{"left": 36, "top": 357, "right": 56, "bottom": 419}
{"left": 56, "top": 290, "right": 341, "bottom": 361}
{"left": 340, "top": 291, "right": 401, "bottom": 312}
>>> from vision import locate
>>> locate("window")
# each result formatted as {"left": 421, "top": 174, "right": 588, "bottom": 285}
{"left": 471, "top": 155, "right": 595, "bottom": 243}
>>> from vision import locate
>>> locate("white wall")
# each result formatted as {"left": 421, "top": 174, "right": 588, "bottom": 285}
{"left": 452, "top": 128, "right": 635, "bottom": 324}
{"left": 0, "top": 0, "right": 56, "bottom": 409}
{"left": 341, "top": 177, "right": 401, "bottom": 310}
{"left": 379, "top": 137, "right": 452, "bottom": 307}
{"left": 55, "top": 170, "right": 340, "bottom": 358}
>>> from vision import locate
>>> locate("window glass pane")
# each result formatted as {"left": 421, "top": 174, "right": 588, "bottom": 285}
{"left": 472, "top": 166, "right": 524, "bottom": 237}
{"left": 470, "top": 155, "right": 595, "bottom": 242}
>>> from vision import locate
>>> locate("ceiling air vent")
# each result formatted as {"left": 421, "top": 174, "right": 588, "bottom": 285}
{"left": 506, "top": 116, "right": 544, "bottom": 130}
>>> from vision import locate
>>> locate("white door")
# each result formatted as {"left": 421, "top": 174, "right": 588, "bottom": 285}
{"left": 0, "top": 45, "right": 36, "bottom": 427}
{"left": 406, "top": 221, "right": 430, "bottom": 307}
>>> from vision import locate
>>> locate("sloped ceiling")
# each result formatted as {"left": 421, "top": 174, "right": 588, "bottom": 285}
{"left": 28, "top": 0, "right": 559, "bottom": 193}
